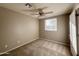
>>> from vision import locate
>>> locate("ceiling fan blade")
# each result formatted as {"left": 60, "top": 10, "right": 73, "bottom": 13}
{"left": 23, "top": 9, "right": 38, "bottom": 12}
{"left": 31, "top": 13, "right": 39, "bottom": 15}
{"left": 44, "top": 11, "right": 53, "bottom": 14}
{"left": 39, "top": 7, "right": 48, "bottom": 10}
{"left": 23, "top": 7, "right": 48, "bottom": 12}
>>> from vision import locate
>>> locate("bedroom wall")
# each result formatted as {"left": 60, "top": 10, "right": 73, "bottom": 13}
{"left": 0, "top": 7, "right": 39, "bottom": 54}
{"left": 39, "top": 14, "right": 70, "bottom": 45}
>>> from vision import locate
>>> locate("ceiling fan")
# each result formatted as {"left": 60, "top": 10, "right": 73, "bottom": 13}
{"left": 23, "top": 3, "right": 53, "bottom": 16}
{"left": 31, "top": 8, "right": 53, "bottom": 16}
{"left": 25, "top": 3, "right": 32, "bottom": 8}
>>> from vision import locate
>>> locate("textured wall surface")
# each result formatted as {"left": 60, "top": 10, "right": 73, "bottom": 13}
{"left": 39, "top": 14, "right": 70, "bottom": 45}
{"left": 0, "top": 7, "right": 39, "bottom": 54}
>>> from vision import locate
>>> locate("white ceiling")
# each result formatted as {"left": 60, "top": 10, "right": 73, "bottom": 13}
{"left": 0, "top": 3, "right": 74, "bottom": 19}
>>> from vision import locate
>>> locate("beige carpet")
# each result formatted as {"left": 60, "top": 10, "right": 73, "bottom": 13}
{"left": 1, "top": 39, "right": 72, "bottom": 56}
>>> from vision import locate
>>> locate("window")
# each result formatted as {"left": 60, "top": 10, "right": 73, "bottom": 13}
{"left": 45, "top": 18, "right": 57, "bottom": 31}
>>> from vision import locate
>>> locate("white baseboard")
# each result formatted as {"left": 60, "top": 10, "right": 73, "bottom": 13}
{"left": 40, "top": 38, "right": 70, "bottom": 46}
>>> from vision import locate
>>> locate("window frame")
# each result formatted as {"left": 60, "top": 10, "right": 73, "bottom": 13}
{"left": 45, "top": 18, "right": 57, "bottom": 31}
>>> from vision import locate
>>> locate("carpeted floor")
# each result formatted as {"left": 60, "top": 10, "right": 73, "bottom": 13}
{"left": 1, "top": 39, "right": 72, "bottom": 56}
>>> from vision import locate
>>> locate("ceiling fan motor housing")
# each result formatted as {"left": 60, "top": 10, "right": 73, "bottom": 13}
{"left": 38, "top": 9, "right": 44, "bottom": 15}
{"left": 25, "top": 3, "right": 32, "bottom": 8}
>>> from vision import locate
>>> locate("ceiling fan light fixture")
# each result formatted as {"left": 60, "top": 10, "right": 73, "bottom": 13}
{"left": 25, "top": 3, "right": 32, "bottom": 8}
{"left": 39, "top": 12, "right": 43, "bottom": 16}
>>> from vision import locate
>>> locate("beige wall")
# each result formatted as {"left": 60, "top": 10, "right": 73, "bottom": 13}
{"left": 39, "top": 14, "right": 70, "bottom": 45}
{"left": 0, "top": 7, "right": 39, "bottom": 54}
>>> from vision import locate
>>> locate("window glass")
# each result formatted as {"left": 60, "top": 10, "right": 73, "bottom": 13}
{"left": 45, "top": 18, "right": 57, "bottom": 31}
